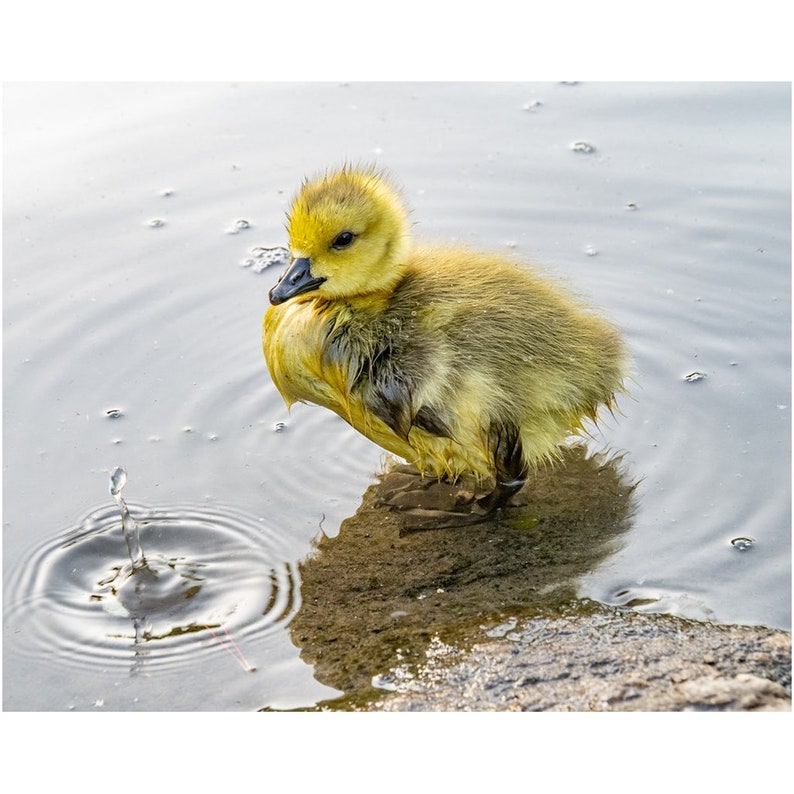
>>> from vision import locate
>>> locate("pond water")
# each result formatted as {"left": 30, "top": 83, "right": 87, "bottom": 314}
{"left": 3, "top": 82, "right": 790, "bottom": 711}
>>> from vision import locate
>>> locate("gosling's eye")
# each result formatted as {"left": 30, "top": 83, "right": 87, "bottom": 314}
{"left": 331, "top": 231, "right": 356, "bottom": 250}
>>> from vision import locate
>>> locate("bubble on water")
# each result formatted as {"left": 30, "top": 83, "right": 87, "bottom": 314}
{"left": 105, "top": 408, "right": 124, "bottom": 419}
{"left": 522, "top": 100, "right": 543, "bottom": 112}
{"left": 371, "top": 672, "right": 399, "bottom": 691}
{"left": 159, "top": 188, "right": 175, "bottom": 197}
{"left": 625, "top": 202, "right": 638, "bottom": 210}
{"left": 147, "top": 218, "right": 166, "bottom": 228}
{"left": 731, "top": 537, "right": 754, "bottom": 551}
{"left": 225, "top": 219, "right": 251, "bottom": 235}
{"left": 571, "top": 141, "right": 596, "bottom": 153}
{"left": 585, "top": 244, "right": 598, "bottom": 257}
{"left": 246, "top": 246, "right": 290, "bottom": 273}
{"left": 372, "top": 663, "right": 415, "bottom": 691}
{"left": 684, "top": 372, "right": 707, "bottom": 383}
{"left": 273, "top": 421, "right": 286, "bottom": 433}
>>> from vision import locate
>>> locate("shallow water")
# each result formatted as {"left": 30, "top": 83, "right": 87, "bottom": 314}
{"left": 3, "top": 82, "right": 790, "bottom": 711}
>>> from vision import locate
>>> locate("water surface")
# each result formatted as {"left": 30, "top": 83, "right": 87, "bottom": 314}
{"left": 3, "top": 82, "right": 790, "bottom": 710}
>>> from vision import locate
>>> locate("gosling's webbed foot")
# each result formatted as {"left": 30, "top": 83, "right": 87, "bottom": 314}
{"left": 374, "top": 465, "right": 532, "bottom": 532}
{"left": 376, "top": 467, "right": 472, "bottom": 509}
{"left": 374, "top": 465, "right": 492, "bottom": 532}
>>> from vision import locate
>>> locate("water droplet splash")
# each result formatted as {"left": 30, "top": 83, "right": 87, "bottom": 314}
{"left": 109, "top": 466, "right": 146, "bottom": 571}
{"left": 684, "top": 371, "right": 707, "bottom": 383}
{"left": 5, "top": 499, "right": 299, "bottom": 690}
{"left": 731, "top": 537, "right": 754, "bottom": 551}
{"left": 571, "top": 141, "right": 596, "bottom": 153}
{"left": 147, "top": 218, "right": 166, "bottom": 228}
{"left": 104, "top": 470, "right": 255, "bottom": 671}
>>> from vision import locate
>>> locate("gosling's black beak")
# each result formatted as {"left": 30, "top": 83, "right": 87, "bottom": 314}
{"left": 268, "top": 257, "right": 327, "bottom": 305}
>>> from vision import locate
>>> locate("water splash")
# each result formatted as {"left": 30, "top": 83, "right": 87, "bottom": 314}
{"left": 104, "top": 469, "right": 259, "bottom": 674}
{"left": 4, "top": 489, "right": 306, "bottom": 704}
{"left": 109, "top": 466, "right": 147, "bottom": 570}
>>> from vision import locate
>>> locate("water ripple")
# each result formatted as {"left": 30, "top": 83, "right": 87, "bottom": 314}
{"left": 5, "top": 501, "right": 300, "bottom": 676}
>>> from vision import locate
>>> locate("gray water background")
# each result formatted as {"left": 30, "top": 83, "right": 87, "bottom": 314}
{"left": 3, "top": 81, "right": 790, "bottom": 710}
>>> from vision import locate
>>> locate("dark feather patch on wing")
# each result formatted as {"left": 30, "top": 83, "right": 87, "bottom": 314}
{"left": 412, "top": 405, "right": 454, "bottom": 440}
{"left": 323, "top": 303, "right": 449, "bottom": 443}
{"left": 365, "top": 373, "right": 413, "bottom": 440}
{"left": 322, "top": 323, "right": 363, "bottom": 393}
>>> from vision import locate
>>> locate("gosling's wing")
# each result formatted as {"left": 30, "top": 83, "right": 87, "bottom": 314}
{"left": 357, "top": 353, "right": 455, "bottom": 443}
{"left": 318, "top": 278, "right": 458, "bottom": 447}
{"left": 361, "top": 362, "right": 414, "bottom": 440}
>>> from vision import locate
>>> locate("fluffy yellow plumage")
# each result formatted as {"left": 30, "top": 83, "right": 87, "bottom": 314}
{"left": 263, "top": 167, "right": 627, "bottom": 515}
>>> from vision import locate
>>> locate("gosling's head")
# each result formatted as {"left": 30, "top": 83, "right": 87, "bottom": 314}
{"left": 269, "top": 167, "right": 411, "bottom": 305}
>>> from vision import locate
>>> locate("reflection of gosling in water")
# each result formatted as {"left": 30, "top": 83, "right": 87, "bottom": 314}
{"left": 263, "top": 167, "right": 627, "bottom": 519}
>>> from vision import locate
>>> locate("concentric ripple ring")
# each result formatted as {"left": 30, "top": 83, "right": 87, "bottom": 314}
{"left": 4, "top": 501, "right": 300, "bottom": 676}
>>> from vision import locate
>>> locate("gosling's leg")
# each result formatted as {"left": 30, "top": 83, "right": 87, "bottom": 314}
{"left": 475, "top": 422, "right": 529, "bottom": 514}
{"left": 475, "top": 477, "right": 526, "bottom": 513}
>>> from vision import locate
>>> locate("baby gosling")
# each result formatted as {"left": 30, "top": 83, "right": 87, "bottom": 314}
{"left": 263, "top": 167, "right": 627, "bottom": 519}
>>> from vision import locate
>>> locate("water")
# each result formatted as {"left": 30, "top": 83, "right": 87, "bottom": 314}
{"left": 4, "top": 474, "right": 321, "bottom": 706}
{"left": 109, "top": 466, "right": 146, "bottom": 569}
{"left": 3, "top": 82, "right": 790, "bottom": 711}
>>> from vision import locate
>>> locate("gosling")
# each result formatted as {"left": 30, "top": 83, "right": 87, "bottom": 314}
{"left": 263, "top": 167, "right": 627, "bottom": 519}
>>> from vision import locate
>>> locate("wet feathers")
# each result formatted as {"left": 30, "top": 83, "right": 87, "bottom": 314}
{"left": 263, "top": 167, "right": 627, "bottom": 500}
